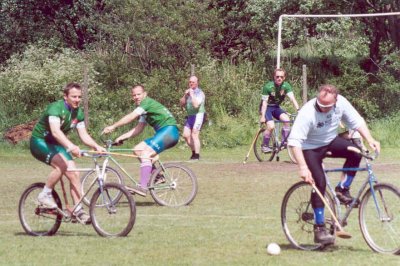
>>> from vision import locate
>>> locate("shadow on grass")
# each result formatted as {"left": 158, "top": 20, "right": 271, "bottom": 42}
{"left": 278, "top": 243, "right": 366, "bottom": 253}
{"left": 135, "top": 201, "right": 157, "bottom": 207}
{"left": 14, "top": 230, "right": 95, "bottom": 237}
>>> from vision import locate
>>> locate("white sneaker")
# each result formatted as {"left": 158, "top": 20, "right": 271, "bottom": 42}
{"left": 261, "top": 145, "right": 272, "bottom": 153}
{"left": 37, "top": 192, "right": 57, "bottom": 209}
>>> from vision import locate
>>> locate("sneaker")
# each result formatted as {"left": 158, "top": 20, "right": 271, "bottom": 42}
{"left": 314, "top": 224, "right": 335, "bottom": 245}
{"left": 37, "top": 192, "right": 57, "bottom": 209}
{"left": 335, "top": 186, "right": 356, "bottom": 205}
{"left": 73, "top": 209, "right": 91, "bottom": 225}
{"left": 154, "top": 174, "right": 166, "bottom": 185}
{"left": 125, "top": 185, "right": 148, "bottom": 197}
{"left": 261, "top": 145, "right": 272, "bottom": 153}
{"left": 190, "top": 154, "right": 200, "bottom": 161}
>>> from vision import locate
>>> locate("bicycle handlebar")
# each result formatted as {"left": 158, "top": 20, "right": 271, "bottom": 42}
{"left": 347, "top": 146, "right": 378, "bottom": 160}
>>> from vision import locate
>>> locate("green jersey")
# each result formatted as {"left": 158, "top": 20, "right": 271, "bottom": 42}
{"left": 261, "top": 81, "right": 293, "bottom": 106}
{"left": 31, "top": 100, "right": 85, "bottom": 143}
{"left": 185, "top": 88, "right": 206, "bottom": 115}
{"left": 135, "top": 97, "right": 177, "bottom": 131}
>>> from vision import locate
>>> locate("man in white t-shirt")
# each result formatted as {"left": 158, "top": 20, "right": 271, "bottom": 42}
{"left": 288, "top": 84, "right": 380, "bottom": 245}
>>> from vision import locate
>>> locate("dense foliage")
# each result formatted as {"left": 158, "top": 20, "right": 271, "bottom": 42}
{"left": 0, "top": 0, "right": 399, "bottom": 147}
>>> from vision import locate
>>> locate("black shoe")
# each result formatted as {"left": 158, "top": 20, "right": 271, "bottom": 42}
{"left": 190, "top": 154, "right": 200, "bottom": 161}
{"left": 335, "top": 186, "right": 355, "bottom": 205}
{"left": 314, "top": 224, "right": 335, "bottom": 245}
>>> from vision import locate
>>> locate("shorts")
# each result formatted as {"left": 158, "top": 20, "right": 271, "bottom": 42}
{"left": 265, "top": 105, "right": 286, "bottom": 122}
{"left": 30, "top": 137, "right": 72, "bottom": 165}
{"left": 184, "top": 113, "right": 205, "bottom": 131}
{"left": 144, "top": 125, "right": 179, "bottom": 154}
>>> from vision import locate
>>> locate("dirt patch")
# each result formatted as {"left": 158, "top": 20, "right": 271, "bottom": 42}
{"left": 4, "top": 120, "right": 37, "bottom": 144}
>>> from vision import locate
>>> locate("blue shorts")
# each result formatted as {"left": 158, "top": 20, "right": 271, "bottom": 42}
{"left": 144, "top": 125, "right": 179, "bottom": 154}
{"left": 30, "top": 137, "right": 72, "bottom": 165}
{"left": 184, "top": 113, "right": 205, "bottom": 131}
{"left": 265, "top": 105, "right": 286, "bottom": 122}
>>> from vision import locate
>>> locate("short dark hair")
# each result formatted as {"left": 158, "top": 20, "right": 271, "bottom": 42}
{"left": 63, "top": 82, "right": 81, "bottom": 95}
{"left": 273, "top": 68, "right": 286, "bottom": 77}
{"left": 318, "top": 84, "right": 339, "bottom": 98}
{"left": 131, "top": 84, "right": 145, "bottom": 92}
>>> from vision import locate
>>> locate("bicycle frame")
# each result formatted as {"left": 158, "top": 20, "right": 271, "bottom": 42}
{"left": 324, "top": 156, "right": 377, "bottom": 227}
{"left": 65, "top": 153, "right": 118, "bottom": 217}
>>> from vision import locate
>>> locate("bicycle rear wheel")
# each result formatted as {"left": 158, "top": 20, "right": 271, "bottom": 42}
{"left": 90, "top": 183, "right": 136, "bottom": 237}
{"left": 18, "top": 182, "right": 62, "bottom": 236}
{"left": 149, "top": 163, "right": 198, "bottom": 207}
{"left": 281, "top": 181, "right": 336, "bottom": 250}
{"left": 359, "top": 183, "right": 400, "bottom": 254}
{"left": 81, "top": 167, "right": 124, "bottom": 206}
{"left": 253, "top": 129, "right": 277, "bottom": 162}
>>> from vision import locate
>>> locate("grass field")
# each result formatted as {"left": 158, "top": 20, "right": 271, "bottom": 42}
{"left": 0, "top": 146, "right": 399, "bottom": 265}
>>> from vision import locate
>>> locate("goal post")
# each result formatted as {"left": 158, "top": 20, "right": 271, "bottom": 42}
{"left": 276, "top": 12, "right": 400, "bottom": 68}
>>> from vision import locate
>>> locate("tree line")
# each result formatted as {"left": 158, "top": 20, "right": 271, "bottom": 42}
{"left": 0, "top": 0, "right": 399, "bottom": 146}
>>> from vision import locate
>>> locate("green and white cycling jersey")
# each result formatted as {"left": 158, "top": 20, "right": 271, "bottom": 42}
{"left": 135, "top": 97, "right": 177, "bottom": 131}
{"left": 31, "top": 100, "right": 85, "bottom": 143}
{"left": 186, "top": 87, "right": 206, "bottom": 115}
{"left": 261, "top": 81, "right": 294, "bottom": 106}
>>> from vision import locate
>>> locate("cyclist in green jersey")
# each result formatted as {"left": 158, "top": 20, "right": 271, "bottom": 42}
{"left": 103, "top": 85, "right": 179, "bottom": 196}
{"left": 259, "top": 68, "right": 300, "bottom": 153}
{"left": 30, "top": 82, "right": 105, "bottom": 224}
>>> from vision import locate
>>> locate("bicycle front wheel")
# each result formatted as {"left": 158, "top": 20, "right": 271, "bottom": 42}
{"left": 149, "top": 163, "right": 198, "bottom": 207}
{"left": 253, "top": 129, "right": 277, "bottom": 162}
{"left": 359, "top": 183, "right": 400, "bottom": 254}
{"left": 18, "top": 182, "right": 62, "bottom": 236}
{"left": 90, "top": 183, "right": 136, "bottom": 237}
{"left": 281, "top": 181, "right": 336, "bottom": 251}
{"left": 81, "top": 167, "right": 124, "bottom": 206}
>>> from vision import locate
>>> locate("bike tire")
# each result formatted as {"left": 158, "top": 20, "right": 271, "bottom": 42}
{"left": 281, "top": 181, "right": 336, "bottom": 250}
{"left": 81, "top": 167, "right": 124, "bottom": 206}
{"left": 18, "top": 182, "right": 62, "bottom": 236}
{"left": 90, "top": 183, "right": 136, "bottom": 237}
{"left": 359, "top": 183, "right": 400, "bottom": 254}
{"left": 149, "top": 163, "right": 198, "bottom": 207}
{"left": 253, "top": 129, "right": 277, "bottom": 162}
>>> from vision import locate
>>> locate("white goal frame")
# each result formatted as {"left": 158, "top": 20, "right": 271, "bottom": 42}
{"left": 276, "top": 12, "right": 400, "bottom": 68}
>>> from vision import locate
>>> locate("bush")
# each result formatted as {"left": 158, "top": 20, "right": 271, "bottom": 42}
{"left": 0, "top": 44, "right": 101, "bottom": 130}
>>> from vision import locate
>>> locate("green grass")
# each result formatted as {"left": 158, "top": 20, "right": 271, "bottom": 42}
{"left": 1, "top": 147, "right": 400, "bottom": 265}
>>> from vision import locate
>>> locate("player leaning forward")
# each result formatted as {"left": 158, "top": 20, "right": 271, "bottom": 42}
{"left": 288, "top": 84, "right": 380, "bottom": 245}
{"left": 30, "top": 82, "right": 105, "bottom": 224}
{"left": 102, "top": 85, "right": 179, "bottom": 196}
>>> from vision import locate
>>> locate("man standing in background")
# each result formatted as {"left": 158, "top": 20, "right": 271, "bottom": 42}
{"left": 180, "top": 76, "right": 206, "bottom": 160}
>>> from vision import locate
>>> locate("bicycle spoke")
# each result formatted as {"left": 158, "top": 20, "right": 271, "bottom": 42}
{"left": 359, "top": 183, "right": 400, "bottom": 254}
{"left": 18, "top": 183, "right": 62, "bottom": 236}
{"left": 90, "top": 183, "right": 136, "bottom": 237}
{"left": 149, "top": 163, "right": 197, "bottom": 207}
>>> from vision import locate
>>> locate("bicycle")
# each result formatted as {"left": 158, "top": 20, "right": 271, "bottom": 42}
{"left": 253, "top": 113, "right": 296, "bottom": 163}
{"left": 18, "top": 151, "right": 137, "bottom": 237}
{"left": 281, "top": 147, "right": 400, "bottom": 254}
{"left": 80, "top": 138, "right": 198, "bottom": 208}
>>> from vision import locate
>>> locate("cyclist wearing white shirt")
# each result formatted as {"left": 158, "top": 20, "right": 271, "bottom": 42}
{"left": 288, "top": 84, "right": 380, "bottom": 245}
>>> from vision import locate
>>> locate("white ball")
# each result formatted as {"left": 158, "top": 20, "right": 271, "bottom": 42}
{"left": 267, "top": 243, "right": 281, "bottom": 255}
